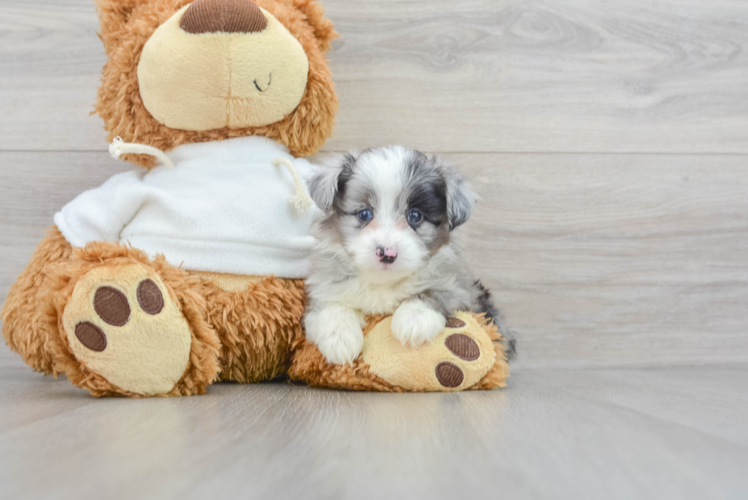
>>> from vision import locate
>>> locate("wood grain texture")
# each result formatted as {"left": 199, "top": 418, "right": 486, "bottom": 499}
{"left": 326, "top": 0, "right": 748, "bottom": 153}
{"left": 0, "top": 152, "right": 131, "bottom": 275}
{"left": 0, "top": 364, "right": 746, "bottom": 500}
{"left": 1, "top": 0, "right": 747, "bottom": 153}
{"left": 0, "top": 0, "right": 108, "bottom": 151}
{"left": 2, "top": 151, "right": 747, "bottom": 368}
{"left": 457, "top": 152, "right": 748, "bottom": 368}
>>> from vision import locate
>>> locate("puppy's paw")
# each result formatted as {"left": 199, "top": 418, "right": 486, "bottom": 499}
{"left": 391, "top": 300, "right": 446, "bottom": 348}
{"left": 305, "top": 306, "right": 365, "bottom": 365}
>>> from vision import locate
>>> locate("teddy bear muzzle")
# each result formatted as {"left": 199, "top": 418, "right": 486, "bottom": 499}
{"left": 137, "top": 0, "right": 310, "bottom": 131}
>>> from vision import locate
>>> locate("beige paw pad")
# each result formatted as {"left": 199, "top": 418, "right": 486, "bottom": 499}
{"left": 361, "top": 312, "right": 497, "bottom": 392}
{"left": 62, "top": 264, "right": 192, "bottom": 396}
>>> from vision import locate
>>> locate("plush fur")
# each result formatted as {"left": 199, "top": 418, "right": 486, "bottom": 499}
{"left": 202, "top": 275, "right": 306, "bottom": 383}
{"left": 2, "top": 227, "right": 74, "bottom": 376}
{"left": 94, "top": 0, "right": 339, "bottom": 167}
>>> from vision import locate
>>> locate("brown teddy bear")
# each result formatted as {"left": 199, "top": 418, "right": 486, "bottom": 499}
{"left": 1, "top": 0, "right": 509, "bottom": 397}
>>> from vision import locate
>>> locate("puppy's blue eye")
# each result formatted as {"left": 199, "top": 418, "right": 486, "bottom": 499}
{"left": 407, "top": 209, "right": 423, "bottom": 225}
{"left": 357, "top": 209, "right": 373, "bottom": 222}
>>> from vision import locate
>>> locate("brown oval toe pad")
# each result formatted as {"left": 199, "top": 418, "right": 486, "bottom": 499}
{"left": 93, "top": 287, "right": 131, "bottom": 326}
{"left": 445, "top": 317, "right": 466, "bottom": 328}
{"left": 75, "top": 322, "right": 107, "bottom": 352}
{"left": 435, "top": 362, "right": 465, "bottom": 388}
{"left": 445, "top": 334, "right": 480, "bottom": 361}
{"left": 137, "top": 279, "right": 164, "bottom": 315}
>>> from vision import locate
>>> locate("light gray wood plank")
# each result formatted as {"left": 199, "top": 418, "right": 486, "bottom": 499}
{"left": 1, "top": 0, "right": 747, "bottom": 153}
{"left": 2, "top": 151, "right": 747, "bottom": 368}
{"left": 326, "top": 0, "right": 748, "bottom": 154}
{"left": 454, "top": 152, "right": 748, "bottom": 368}
{"left": 0, "top": 151, "right": 131, "bottom": 297}
{"left": 0, "top": 0, "right": 109, "bottom": 151}
{"left": 0, "top": 366, "right": 746, "bottom": 500}
{"left": 538, "top": 366, "right": 748, "bottom": 446}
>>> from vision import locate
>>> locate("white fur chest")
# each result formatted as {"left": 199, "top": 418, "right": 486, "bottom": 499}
{"left": 339, "top": 275, "right": 423, "bottom": 315}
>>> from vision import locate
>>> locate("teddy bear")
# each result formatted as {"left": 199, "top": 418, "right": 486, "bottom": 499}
{"left": 1, "top": 0, "right": 509, "bottom": 397}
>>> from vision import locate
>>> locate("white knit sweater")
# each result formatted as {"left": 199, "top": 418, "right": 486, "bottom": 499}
{"left": 54, "top": 136, "right": 322, "bottom": 278}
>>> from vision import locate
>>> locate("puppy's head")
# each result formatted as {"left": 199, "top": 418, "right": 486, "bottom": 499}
{"left": 309, "top": 146, "right": 476, "bottom": 279}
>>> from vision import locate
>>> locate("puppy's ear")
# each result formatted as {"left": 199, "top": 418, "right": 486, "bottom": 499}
{"left": 435, "top": 157, "right": 477, "bottom": 230}
{"left": 308, "top": 153, "right": 356, "bottom": 213}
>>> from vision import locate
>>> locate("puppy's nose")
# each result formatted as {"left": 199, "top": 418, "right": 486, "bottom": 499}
{"left": 376, "top": 247, "right": 398, "bottom": 264}
{"left": 181, "top": 0, "right": 269, "bottom": 35}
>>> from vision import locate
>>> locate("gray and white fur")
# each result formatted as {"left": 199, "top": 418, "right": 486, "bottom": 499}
{"left": 304, "top": 146, "right": 515, "bottom": 365}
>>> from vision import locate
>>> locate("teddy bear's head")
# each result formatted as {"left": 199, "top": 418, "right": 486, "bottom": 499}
{"left": 95, "top": 0, "right": 338, "bottom": 166}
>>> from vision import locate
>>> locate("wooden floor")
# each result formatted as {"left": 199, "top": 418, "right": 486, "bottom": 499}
{"left": 1, "top": 0, "right": 747, "bottom": 498}
{"left": 1, "top": 357, "right": 747, "bottom": 500}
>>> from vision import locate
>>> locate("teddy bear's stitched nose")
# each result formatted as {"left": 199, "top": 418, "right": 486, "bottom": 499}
{"left": 180, "top": 0, "right": 268, "bottom": 34}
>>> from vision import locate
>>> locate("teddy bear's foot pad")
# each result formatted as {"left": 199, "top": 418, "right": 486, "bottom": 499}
{"left": 362, "top": 312, "right": 504, "bottom": 391}
{"left": 62, "top": 264, "right": 192, "bottom": 396}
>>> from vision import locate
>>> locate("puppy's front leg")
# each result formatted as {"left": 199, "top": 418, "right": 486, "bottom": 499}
{"left": 304, "top": 305, "right": 365, "bottom": 365}
{"left": 391, "top": 297, "right": 447, "bottom": 348}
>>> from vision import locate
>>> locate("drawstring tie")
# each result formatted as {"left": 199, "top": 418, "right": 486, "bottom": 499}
{"left": 107, "top": 138, "right": 313, "bottom": 212}
{"left": 272, "top": 157, "right": 314, "bottom": 212}
{"left": 109, "top": 137, "right": 175, "bottom": 170}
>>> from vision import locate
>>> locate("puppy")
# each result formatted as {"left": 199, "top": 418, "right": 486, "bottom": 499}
{"left": 304, "top": 146, "right": 515, "bottom": 365}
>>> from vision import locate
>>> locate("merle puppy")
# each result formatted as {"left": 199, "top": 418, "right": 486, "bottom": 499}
{"left": 304, "top": 146, "right": 514, "bottom": 365}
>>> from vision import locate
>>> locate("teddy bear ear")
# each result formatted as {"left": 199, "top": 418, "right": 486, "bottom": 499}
{"left": 292, "top": 0, "right": 339, "bottom": 51}
{"left": 94, "top": 0, "right": 154, "bottom": 55}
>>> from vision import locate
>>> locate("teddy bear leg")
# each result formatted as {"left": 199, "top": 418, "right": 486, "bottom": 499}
{"left": 54, "top": 244, "right": 222, "bottom": 397}
{"left": 289, "top": 312, "right": 509, "bottom": 392}
{"left": 3, "top": 227, "right": 221, "bottom": 397}
{"left": 2, "top": 227, "right": 74, "bottom": 375}
{"left": 198, "top": 274, "right": 305, "bottom": 383}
